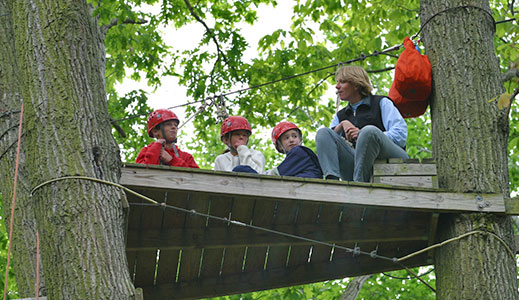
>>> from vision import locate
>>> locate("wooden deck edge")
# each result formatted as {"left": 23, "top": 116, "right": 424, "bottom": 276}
{"left": 125, "top": 225, "right": 429, "bottom": 251}
{"left": 121, "top": 164, "right": 505, "bottom": 213}
{"left": 137, "top": 255, "right": 432, "bottom": 300}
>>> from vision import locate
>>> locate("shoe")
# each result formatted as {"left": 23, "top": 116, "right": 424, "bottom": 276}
{"left": 325, "top": 175, "right": 340, "bottom": 180}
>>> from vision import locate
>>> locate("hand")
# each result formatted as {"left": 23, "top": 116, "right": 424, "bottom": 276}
{"left": 159, "top": 147, "right": 173, "bottom": 164}
{"left": 233, "top": 140, "right": 247, "bottom": 150}
{"left": 339, "top": 120, "right": 358, "bottom": 141}
{"left": 345, "top": 126, "right": 359, "bottom": 141}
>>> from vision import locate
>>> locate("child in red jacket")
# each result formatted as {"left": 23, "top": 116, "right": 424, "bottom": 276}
{"left": 136, "top": 109, "right": 199, "bottom": 168}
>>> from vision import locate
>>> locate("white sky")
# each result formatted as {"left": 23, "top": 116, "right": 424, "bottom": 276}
{"left": 115, "top": 1, "right": 337, "bottom": 136}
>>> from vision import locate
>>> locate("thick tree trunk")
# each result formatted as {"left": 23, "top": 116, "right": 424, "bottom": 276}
{"left": 420, "top": 0, "right": 517, "bottom": 299}
{"left": 0, "top": 0, "right": 45, "bottom": 296}
{"left": 1, "top": 0, "right": 134, "bottom": 299}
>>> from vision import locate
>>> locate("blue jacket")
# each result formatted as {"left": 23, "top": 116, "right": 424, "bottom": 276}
{"left": 277, "top": 146, "right": 323, "bottom": 179}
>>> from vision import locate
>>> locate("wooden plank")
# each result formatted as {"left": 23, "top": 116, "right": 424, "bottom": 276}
{"left": 132, "top": 189, "right": 165, "bottom": 288}
{"left": 155, "top": 191, "right": 188, "bottom": 285}
{"left": 177, "top": 193, "right": 209, "bottom": 282}
{"left": 427, "top": 213, "right": 440, "bottom": 260}
{"left": 140, "top": 240, "right": 431, "bottom": 300}
{"left": 125, "top": 191, "right": 143, "bottom": 282}
{"left": 373, "top": 175, "right": 437, "bottom": 188}
{"left": 308, "top": 204, "right": 342, "bottom": 264}
{"left": 265, "top": 201, "right": 298, "bottom": 270}
{"left": 373, "top": 163, "right": 437, "bottom": 176}
{"left": 332, "top": 206, "right": 366, "bottom": 261}
{"left": 126, "top": 220, "right": 429, "bottom": 250}
{"left": 120, "top": 165, "right": 505, "bottom": 213}
{"left": 199, "top": 195, "right": 232, "bottom": 278}
{"left": 243, "top": 199, "right": 277, "bottom": 272}
{"left": 220, "top": 196, "right": 254, "bottom": 276}
{"left": 287, "top": 202, "right": 324, "bottom": 267}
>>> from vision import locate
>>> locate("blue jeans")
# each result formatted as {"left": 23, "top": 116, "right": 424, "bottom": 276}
{"left": 315, "top": 126, "right": 409, "bottom": 182}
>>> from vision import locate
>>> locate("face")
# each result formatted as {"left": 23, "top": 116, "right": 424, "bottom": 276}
{"left": 223, "top": 129, "right": 250, "bottom": 149}
{"left": 278, "top": 129, "right": 301, "bottom": 153}
{"left": 336, "top": 80, "right": 361, "bottom": 103}
{"left": 152, "top": 120, "right": 178, "bottom": 141}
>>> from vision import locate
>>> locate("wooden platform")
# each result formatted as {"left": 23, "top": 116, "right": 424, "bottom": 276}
{"left": 120, "top": 162, "right": 505, "bottom": 300}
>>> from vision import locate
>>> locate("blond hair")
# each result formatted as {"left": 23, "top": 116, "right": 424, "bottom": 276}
{"left": 335, "top": 66, "right": 373, "bottom": 98}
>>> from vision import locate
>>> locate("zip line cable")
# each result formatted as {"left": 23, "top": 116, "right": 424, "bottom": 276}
{"left": 109, "top": 43, "right": 405, "bottom": 127}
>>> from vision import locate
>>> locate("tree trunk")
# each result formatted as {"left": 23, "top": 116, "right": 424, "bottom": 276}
{"left": 0, "top": 0, "right": 45, "bottom": 296}
{"left": 420, "top": 0, "right": 517, "bottom": 299}
{"left": 1, "top": 1, "right": 134, "bottom": 299}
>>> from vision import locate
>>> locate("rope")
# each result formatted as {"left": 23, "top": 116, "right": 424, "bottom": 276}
{"left": 109, "top": 99, "right": 208, "bottom": 124}
{"left": 3, "top": 103, "right": 24, "bottom": 300}
{"left": 397, "top": 230, "right": 515, "bottom": 262}
{"left": 415, "top": 5, "right": 496, "bottom": 39}
{"left": 382, "top": 267, "right": 434, "bottom": 280}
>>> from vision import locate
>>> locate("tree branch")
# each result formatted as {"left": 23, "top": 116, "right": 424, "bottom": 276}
{"left": 339, "top": 275, "right": 372, "bottom": 300}
{"left": 183, "top": 0, "right": 239, "bottom": 79}
{"left": 502, "top": 68, "right": 519, "bottom": 82}
{"left": 101, "top": 18, "right": 148, "bottom": 35}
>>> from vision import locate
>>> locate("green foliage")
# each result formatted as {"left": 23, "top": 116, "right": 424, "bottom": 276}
{"left": 203, "top": 267, "right": 436, "bottom": 299}
{"left": 0, "top": 195, "right": 19, "bottom": 299}
{"left": 205, "top": 280, "right": 347, "bottom": 300}
{"left": 358, "top": 268, "right": 435, "bottom": 300}
{"left": 100, "top": 0, "right": 519, "bottom": 298}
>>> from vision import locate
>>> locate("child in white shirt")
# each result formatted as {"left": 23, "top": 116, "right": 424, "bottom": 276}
{"left": 214, "top": 116, "right": 265, "bottom": 174}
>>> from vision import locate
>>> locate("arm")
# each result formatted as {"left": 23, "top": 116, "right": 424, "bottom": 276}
{"left": 168, "top": 147, "right": 199, "bottom": 168}
{"left": 236, "top": 145, "right": 265, "bottom": 173}
{"left": 331, "top": 113, "right": 357, "bottom": 139}
{"left": 380, "top": 97, "right": 408, "bottom": 148}
{"left": 136, "top": 142, "right": 162, "bottom": 165}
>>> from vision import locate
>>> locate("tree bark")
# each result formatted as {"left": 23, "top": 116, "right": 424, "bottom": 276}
{"left": 420, "top": 0, "right": 517, "bottom": 299}
{"left": 339, "top": 275, "right": 371, "bottom": 300}
{"left": 0, "top": 0, "right": 45, "bottom": 296}
{"left": 1, "top": 0, "right": 134, "bottom": 299}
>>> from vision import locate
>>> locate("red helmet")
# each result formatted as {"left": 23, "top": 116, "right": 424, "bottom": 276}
{"left": 147, "top": 109, "right": 179, "bottom": 137}
{"left": 220, "top": 116, "right": 251, "bottom": 138}
{"left": 271, "top": 121, "right": 301, "bottom": 152}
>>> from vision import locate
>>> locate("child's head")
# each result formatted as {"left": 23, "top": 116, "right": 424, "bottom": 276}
{"left": 271, "top": 121, "right": 302, "bottom": 153}
{"left": 147, "top": 109, "right": 180, "bottom": 142}
{"left": 220, "top": 116, "right": 252, "bottom": 149}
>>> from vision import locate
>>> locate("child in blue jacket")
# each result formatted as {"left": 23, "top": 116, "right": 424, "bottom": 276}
{"left": 268, "top": 121, "right": 322, "bottom": 179}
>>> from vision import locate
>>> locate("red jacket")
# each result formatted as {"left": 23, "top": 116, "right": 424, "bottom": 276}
{"left": 136, "top": 142, "right": 199, "bottom": 168}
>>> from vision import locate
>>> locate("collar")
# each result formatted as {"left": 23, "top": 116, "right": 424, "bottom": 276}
{"left": 345, "top": 95, "right": 372, "bottom": 113}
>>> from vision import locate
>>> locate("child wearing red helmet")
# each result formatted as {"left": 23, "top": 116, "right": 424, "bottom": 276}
{"left": 214, "top": 116, "right": 265, "bottom": 173}
{"left": 136, "top": 109, "right": 199, "bottom": 168}
{"left": 268, "top": 121, "right": 322, "bottom": 178}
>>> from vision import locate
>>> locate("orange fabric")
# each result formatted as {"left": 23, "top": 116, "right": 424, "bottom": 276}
{"left": 389, "top": 36, "right": 432, "bottom": 118}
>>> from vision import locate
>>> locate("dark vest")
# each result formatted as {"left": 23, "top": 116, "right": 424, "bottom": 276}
{"left": 336, "top": 95, "right": 386, "bottom": 131}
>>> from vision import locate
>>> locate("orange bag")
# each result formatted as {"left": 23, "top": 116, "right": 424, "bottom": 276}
{"left": 388, "top": 36, "right": 432, "bottom": 118}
